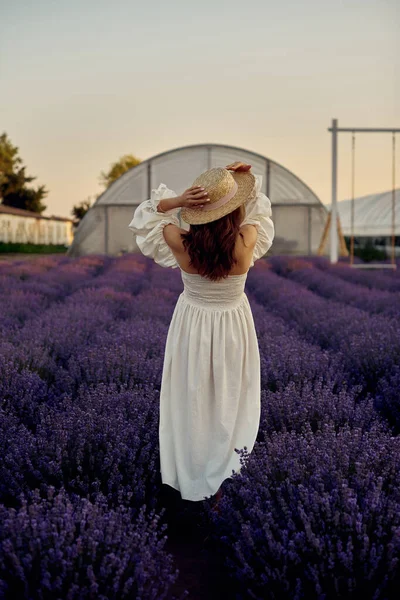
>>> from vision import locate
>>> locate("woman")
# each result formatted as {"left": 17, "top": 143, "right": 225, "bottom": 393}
{"left": 128, "top": 161, "right": 275, "bottom": 504}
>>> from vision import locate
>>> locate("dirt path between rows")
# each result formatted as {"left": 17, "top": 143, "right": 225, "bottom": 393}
{"left": 159, "top": 487, "right": 236, "bottom": 600}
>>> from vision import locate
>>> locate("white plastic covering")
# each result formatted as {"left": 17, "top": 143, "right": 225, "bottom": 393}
{"left": 329, "top": 189, "right": 400, "bottom": 237}
{"left": 68, "top": 143, "right": 329, "bottom": 257}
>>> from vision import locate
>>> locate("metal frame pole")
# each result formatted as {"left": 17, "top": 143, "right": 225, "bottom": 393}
{"left": 104, "top": 206, "right": 109, "bottom": 254}
{"left": 392, "top": 133, "right": 396, "bottom": 265}
{"left": 330, "top": 118, "right": 338, "bottom": 263}
{"left": 327, "top": 122, "right": 399, "bottom": 268}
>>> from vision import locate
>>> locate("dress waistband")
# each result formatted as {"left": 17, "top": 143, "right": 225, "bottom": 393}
{"left": 179, "top": 270, "right": 248, "bottom": 309}
{"left": 180, "top": 289, "right": 247, "bottom": 309}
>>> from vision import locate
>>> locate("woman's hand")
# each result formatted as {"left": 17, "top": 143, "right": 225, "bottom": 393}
{"left": 175, "top": 186, "right": 211, "bottom": 209}
{"left": 225, "top": 161, "right": 252, "bottom": 172}
{"left": 157, "top": 187, "right": 210, "bottom": 212}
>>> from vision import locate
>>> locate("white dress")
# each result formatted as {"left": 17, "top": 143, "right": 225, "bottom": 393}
{"left": 128, "top": 175, "right": 275, "bottom": 501}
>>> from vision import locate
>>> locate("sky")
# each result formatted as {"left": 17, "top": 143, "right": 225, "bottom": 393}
{"left": 1, "top": 0, "right": 399, "bottom": 219}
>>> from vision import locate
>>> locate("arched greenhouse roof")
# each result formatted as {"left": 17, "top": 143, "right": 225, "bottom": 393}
{"left": 93, "top": 143, "right": 323, "bottom": 208}
{"left": 329, "top": 189, "right": 400, "bottom": 236}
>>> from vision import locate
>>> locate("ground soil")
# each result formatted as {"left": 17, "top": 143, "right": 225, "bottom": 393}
{"left": 158, "top": 486, "right": 237, "bottom": 600}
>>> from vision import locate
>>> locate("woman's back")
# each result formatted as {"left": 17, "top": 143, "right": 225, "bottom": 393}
{"left": 180, "top": 268, "right": 248, "bottom": 309}
{"left": 166, "top": 225, "right": 257, "bottom": 276}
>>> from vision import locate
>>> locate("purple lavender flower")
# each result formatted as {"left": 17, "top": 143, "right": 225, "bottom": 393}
{"left": 0, "top": 487, "right": 187, "bottom": 599}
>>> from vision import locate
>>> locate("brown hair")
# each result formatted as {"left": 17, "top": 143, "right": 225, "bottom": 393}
{"left": 180, "top": 204, "right": 247, "bottom": 281}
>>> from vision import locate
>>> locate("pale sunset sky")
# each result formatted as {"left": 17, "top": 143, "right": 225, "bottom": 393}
{"left": 1, "top": 0, "right": 399, "bottom": 219}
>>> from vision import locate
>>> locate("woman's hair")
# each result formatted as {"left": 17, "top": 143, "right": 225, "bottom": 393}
{"left": 180, "top": 204, "right": 247, "bottom": 281}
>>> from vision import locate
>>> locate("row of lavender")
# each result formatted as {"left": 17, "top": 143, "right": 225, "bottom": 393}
{"left": 1, "top": 254, "right": 399, "bottom": 598}
{"left": 0, "top": 255, "right": 187, "bottom": 600}
{"left": 264, "top": 256, "right": 400, "bottom": 428}
{"left": 205, "top": 258, "right": 400, "bottom": 599}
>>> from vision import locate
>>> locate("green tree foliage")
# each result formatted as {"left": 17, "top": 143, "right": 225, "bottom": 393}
{"left": 71, "top": 196, "right": 93, "bottom": 224}
{"left": 0, "top": 132, "right": 21, "bottom": 178}
{"left": 0, "top": 132, "right": 48, "bottom": 214}
{"left": 99, "top": 154, "right": 141, "bottom": 189}
{"left": 72, "top": 152, "right": 141, "bottom": 225}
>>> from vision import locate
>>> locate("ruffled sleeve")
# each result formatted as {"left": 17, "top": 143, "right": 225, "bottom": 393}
{"left": 128, "top": 184, "right": 181, "bottom": 268}
{"left": 241, "top": 174, "right": 275, "bottom": 266}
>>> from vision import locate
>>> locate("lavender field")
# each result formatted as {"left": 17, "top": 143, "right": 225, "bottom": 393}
{"left": 1, "top": 253, "right": 400, "bottom": 600}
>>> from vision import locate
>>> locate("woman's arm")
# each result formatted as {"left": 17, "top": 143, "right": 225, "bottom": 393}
{"left": 225, "top": 161, "right": 275, "bottom": 264}
{"left": 157, "top": 164, "right": 248, "bottom": 212}
{"left": 157, "top": 186, "right": 210, "bottom": 213}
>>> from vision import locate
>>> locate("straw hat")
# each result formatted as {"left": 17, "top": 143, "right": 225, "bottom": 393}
{"left": 180, "top": 167, "right": 256, "bottom": 225}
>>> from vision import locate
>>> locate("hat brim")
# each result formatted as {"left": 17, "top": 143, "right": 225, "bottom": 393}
{"left": 180, "top": 170, "right": 256, "bottom": 225}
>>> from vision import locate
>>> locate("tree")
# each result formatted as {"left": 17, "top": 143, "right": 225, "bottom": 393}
{"left": 71, "top": 196, "right": 93, "bottom": 224}
{"left": 0, "top": 132, "right": 22, "bottom": 181}
{"left": 0, "top": 132, "right": 48, "bottom": 214}
{"left": 99, "top": 154, "right": 141, "bottom": 189}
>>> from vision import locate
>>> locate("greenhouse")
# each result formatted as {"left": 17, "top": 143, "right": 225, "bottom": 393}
{"left": 67, "top": 143, "right": 330, "bottom": 257}
{"left": 333, "top": 189, "right": 400, "bottom": 255}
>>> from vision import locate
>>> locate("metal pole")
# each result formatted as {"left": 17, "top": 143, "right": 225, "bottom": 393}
{"left": 350, "top": 132, "right": 355, "bottom": 266}
{"left": 328, "top": 127, "right": 400, "bottom": 133}
{"left": 147, "top": 163, "right": 152, "bottom": 197}
{"left": 104, "top": 206, "right": 109, "bottom": 254}
{"left": 392, "top": 133, "right": 396, "bottom": 266}
{"left": 330, "top": 118, "right": 338, "bottom": 263}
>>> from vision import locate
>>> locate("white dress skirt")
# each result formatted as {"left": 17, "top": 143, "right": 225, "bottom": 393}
{"left": 128, "top": 174, "right": 275, "bottom": 501}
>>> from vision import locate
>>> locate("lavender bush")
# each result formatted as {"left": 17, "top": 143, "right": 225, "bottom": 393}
{"left": 310, "top": 256, "right": 400, "bottom": 293}
{"left": 1, "top": 253, "right": 399, "bottom": 599}
{"left": 0, "top": 487, "right": 185, "bottom": 600}
{"left": 206, "top": 422, "right": 400, "bottom": 599}
{"left": 247, "top": 263, "right": 400, "bottom": 404}
{"left": 287, "top": 263, "right": 400, "bottom": 319}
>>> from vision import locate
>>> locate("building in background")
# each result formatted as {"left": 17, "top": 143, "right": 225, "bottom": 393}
{"left": 329, "top": 189, "right": 400, "bottom": 257}
{"left": 0, "top": 205, "right": 74, "bottom": 246}
{"left": 68, "top": 143, "right": 331, "bottom": 257}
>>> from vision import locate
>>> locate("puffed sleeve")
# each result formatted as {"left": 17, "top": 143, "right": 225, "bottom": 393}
{"left": 241, "top": 174, "right": 275, "bottom": 265}
{"left": 128, "top": 183, "right": 181, "bottom": 268}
